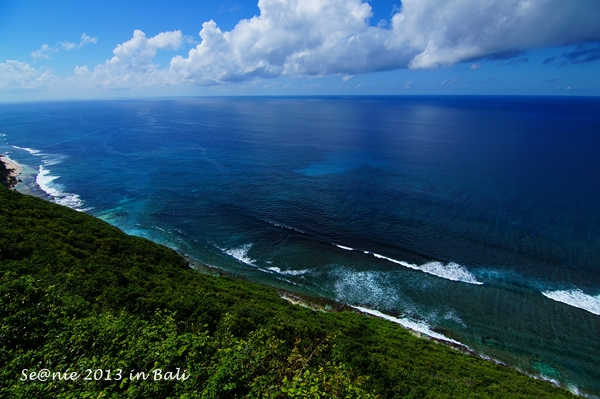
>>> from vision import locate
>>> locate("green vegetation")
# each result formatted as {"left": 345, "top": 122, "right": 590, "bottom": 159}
{"left": 0, "top": 155, "right": 19, "bottom": 189}
{"left": 0, "top": 178, "right": 575, "bottom": 398}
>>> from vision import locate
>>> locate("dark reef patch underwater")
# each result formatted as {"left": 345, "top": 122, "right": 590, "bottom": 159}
{"left": 1, "top": 95, "right": 599, "bottom": 396}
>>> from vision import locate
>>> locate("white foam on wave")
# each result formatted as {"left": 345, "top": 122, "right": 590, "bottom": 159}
{"left": 369, "top": 252, "right": 482, "bottom": 285}
{"left": 13, "top": 145, "right": 86, "bottom": 211}
{"left": 333, "top": 269, "right": 405, "bottom": 310}
{"left": 267, "top": 266, "right": 310, "bottom": 276}
{"left": 419, "top": 261, "right": 483, "bottom": 285}
{"left": 565, "top": 384, "right": 596, "bottom": 398}
{"left": 371, "top": 252, "right": 418, "bottom": 268}
{"left": 335, "top": 244, "right": 354, "bottom": 251}
{"left": 352, "top": 305, "right": 467, "bottom": 348}
{"left": 266, "top": 220, "right": 306, "bottom": 234}
{"left": 12, "top": 145, "right": 41, "bottom": 155}
{"left": 223, "top": 244, "right": 256, "bottom": 267}
{"left": 332, "top": 242, "right": 481, "bottom": 285}
{"left": 542, "top": 289, "right": 600, "bottom": 316}
{"left": 443, "top": 309, "right": 467, "bottom": 328}
{"left": 36, "top": 164, "right": 85, "bottom": 210}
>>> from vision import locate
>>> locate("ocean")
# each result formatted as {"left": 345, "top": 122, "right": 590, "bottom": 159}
{"left": 1, "top": 96, "right": 599, "bottom": 396}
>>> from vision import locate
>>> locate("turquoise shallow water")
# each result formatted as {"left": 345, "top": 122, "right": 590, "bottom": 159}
{"left": 1, "top": 96, "right": 600, "bottom": 395}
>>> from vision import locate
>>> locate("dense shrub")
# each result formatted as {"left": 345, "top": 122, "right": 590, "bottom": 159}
{"left": 0, "top": 184, "right": 575, "bottom": 398}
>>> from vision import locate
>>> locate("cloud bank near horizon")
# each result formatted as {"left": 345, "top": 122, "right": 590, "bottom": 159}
{"left": 2, "top": 0, "right": 600, "bottom": 92}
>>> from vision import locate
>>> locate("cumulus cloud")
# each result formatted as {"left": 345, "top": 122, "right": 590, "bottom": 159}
{"left": 61, "top": 33, "right": 98, "bottom": 51}
{"left": 31, "top": 44, "right": 58, "bottom": 60}
{"left": 72, "top": 30, "right": 183, "bottom": 89}
{"left": 7, "top": 0, "right": 600, "bottom": 92}
{"left": 31, "top": 33, "right": 98, "bottom": 60}
{"left": 401, "top": 0, "right": 600, "bottom": 69}
{"left": 168, "top": 0, "right": 409, "bottom": 85}
{"left": 165, "top": 0, "right": 600, "bottom": 85}
{"left": 0, "top": 60, "right": 53, "bottom": 90}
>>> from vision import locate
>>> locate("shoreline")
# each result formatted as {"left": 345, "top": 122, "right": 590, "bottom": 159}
{"left": 0, "top": 162, "right": 586, "bottom": 396}
{"left": 0, "top": 154, "right": 23, "bottom": 190}
{"left": 0, "top": 155, "right": 23, "bottom": 179}
{"left": 185, "top": 255, "right": 582, "bottom": 396}
{"left": 0, "top": 174, "right": 583, "bottom": 396}
{"left": 185, "top": 257, "right": 529, "bottom": 378}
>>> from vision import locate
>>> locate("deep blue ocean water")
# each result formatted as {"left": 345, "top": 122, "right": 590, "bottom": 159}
{"left": 2, "top": 96, "right": 599, "bottom": 395}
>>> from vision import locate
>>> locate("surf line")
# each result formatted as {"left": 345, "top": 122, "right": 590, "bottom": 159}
{"left": 332, "top": 243, "right": 483, "bottom": 285}
{"left": 12, "top": 145, "right": 86, "bottom": 211}
{"left": 542, "top": 289, "right": 600, "bottom": 316}
{"left": 352, "top": 305, "right": 468, "bottom": 348}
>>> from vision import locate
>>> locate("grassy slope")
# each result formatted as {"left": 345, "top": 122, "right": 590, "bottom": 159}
{"left": 0, "top": 184, "right": 575, "bottom": 398}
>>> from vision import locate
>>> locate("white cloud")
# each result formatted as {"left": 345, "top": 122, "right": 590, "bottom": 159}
{"left": 110, "top": 30, "right": 182, "bottom": 66}
{"left": 80, "top": 33, "right": 98, "bottom": 46}
{"left": 470, "top": 63, "right": 481, "bottom": 70}
{"left": 31, "top": 33, "right": 98, "bottom": 60}
{"left": 169, "top": 0, "right": 412, "bottom": 84}
{"left": 401, "top": 0, "right": 600, "bottom": 69}
{"left": 71, "top": 30, "right": 183, "bottom": 89}
{"left": 6, "top": 0, "right": 600, "bottom": 93}
{"left": 31, "top": 44, "right": 58, "bottom": 60}
{"left": 61, "top": 33, "right": 98, "bottom": 51}
{"left": 0, "top": 60, "right": 53, "bottom": 90}
{"left": 167, "top": 0, "right": 600, "bottom": 84}
{"left": 440, "top": 77, "right": 461, "bottom": 85}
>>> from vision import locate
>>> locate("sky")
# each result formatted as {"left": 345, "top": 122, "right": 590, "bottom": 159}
{"left": 1, "top": 0, "right": 600, "bottom": 102}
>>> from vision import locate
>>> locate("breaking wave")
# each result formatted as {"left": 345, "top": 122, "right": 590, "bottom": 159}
{"left": 330, "top": 241, "right": 483, "bottom": 285}
{"left": 352, "top": 305, "right": 467, "bottom": 348}
{"left": 222, "top": 244, "right": 256, "bottom": 267}
{"left": 13, "top": 145, "right": 86, "bottom": 211}
{"left": 267, "top": 267, "right": 310, "bottom": 276}
{"left": 542, "top": 289, "right": 600, "bottom": 316}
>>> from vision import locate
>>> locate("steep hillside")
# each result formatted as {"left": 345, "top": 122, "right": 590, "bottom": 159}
{"left": 0, "top": 181, "right": 575, "bottom": 398}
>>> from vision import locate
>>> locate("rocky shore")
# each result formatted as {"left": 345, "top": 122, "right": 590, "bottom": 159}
{"left": 0, "top": 155, "right": 22, "bottom": 189}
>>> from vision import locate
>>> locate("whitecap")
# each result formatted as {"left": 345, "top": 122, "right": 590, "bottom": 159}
{"left": 267, "top": 266, "right": 310, "bottom": 276}
{"left": 419, "top": 261, "right": 483, "bottom": 285}
{"left": 333, "top": 269, "right": 402, "bottom": 309}
{"left": 334, "top": 244, "right": 354, "bottom": 251}
{"left": 565, "top": 384, "right": 595, "bottom": 398}
{"left": 443, "top": 309, "right": 467, "bottom": 328}
{"left": 266, "top": 220, "right": 306, "bottom": 234}
{"left": 370, "top": 252, "right": 483, "bottom": 285}
{"left": 542, "top": 289, "right": 600, "bottom": 316}
{"left": 223, "top": 244, "right": 256, "bottom": 267}
{"left": 12, "top": 145, "right": 41, "bottom": 155}
{"left": 352, "top": 305, "right": 467, "bottom": 348}
{"left": 12, "top": 145, "right": 86, "bottom": 211}
{"left": 35, "top": 164, "right": 85, "bottom": 210}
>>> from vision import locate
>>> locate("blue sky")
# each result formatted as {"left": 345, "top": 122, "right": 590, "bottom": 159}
{"left": 1, "top": 0, "right": 600, "bottom": 101}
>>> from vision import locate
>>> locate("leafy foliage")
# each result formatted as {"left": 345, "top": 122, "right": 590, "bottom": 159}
{"left": 0, "top": 184, "right": 575, "bottom": 398}
{"left": 0, "top": 156, "right": 19, "bottom": 189}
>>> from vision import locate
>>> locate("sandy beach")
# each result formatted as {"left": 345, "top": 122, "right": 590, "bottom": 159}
{"left": 0, "top": 155, "right": 23, "bottom": 178}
